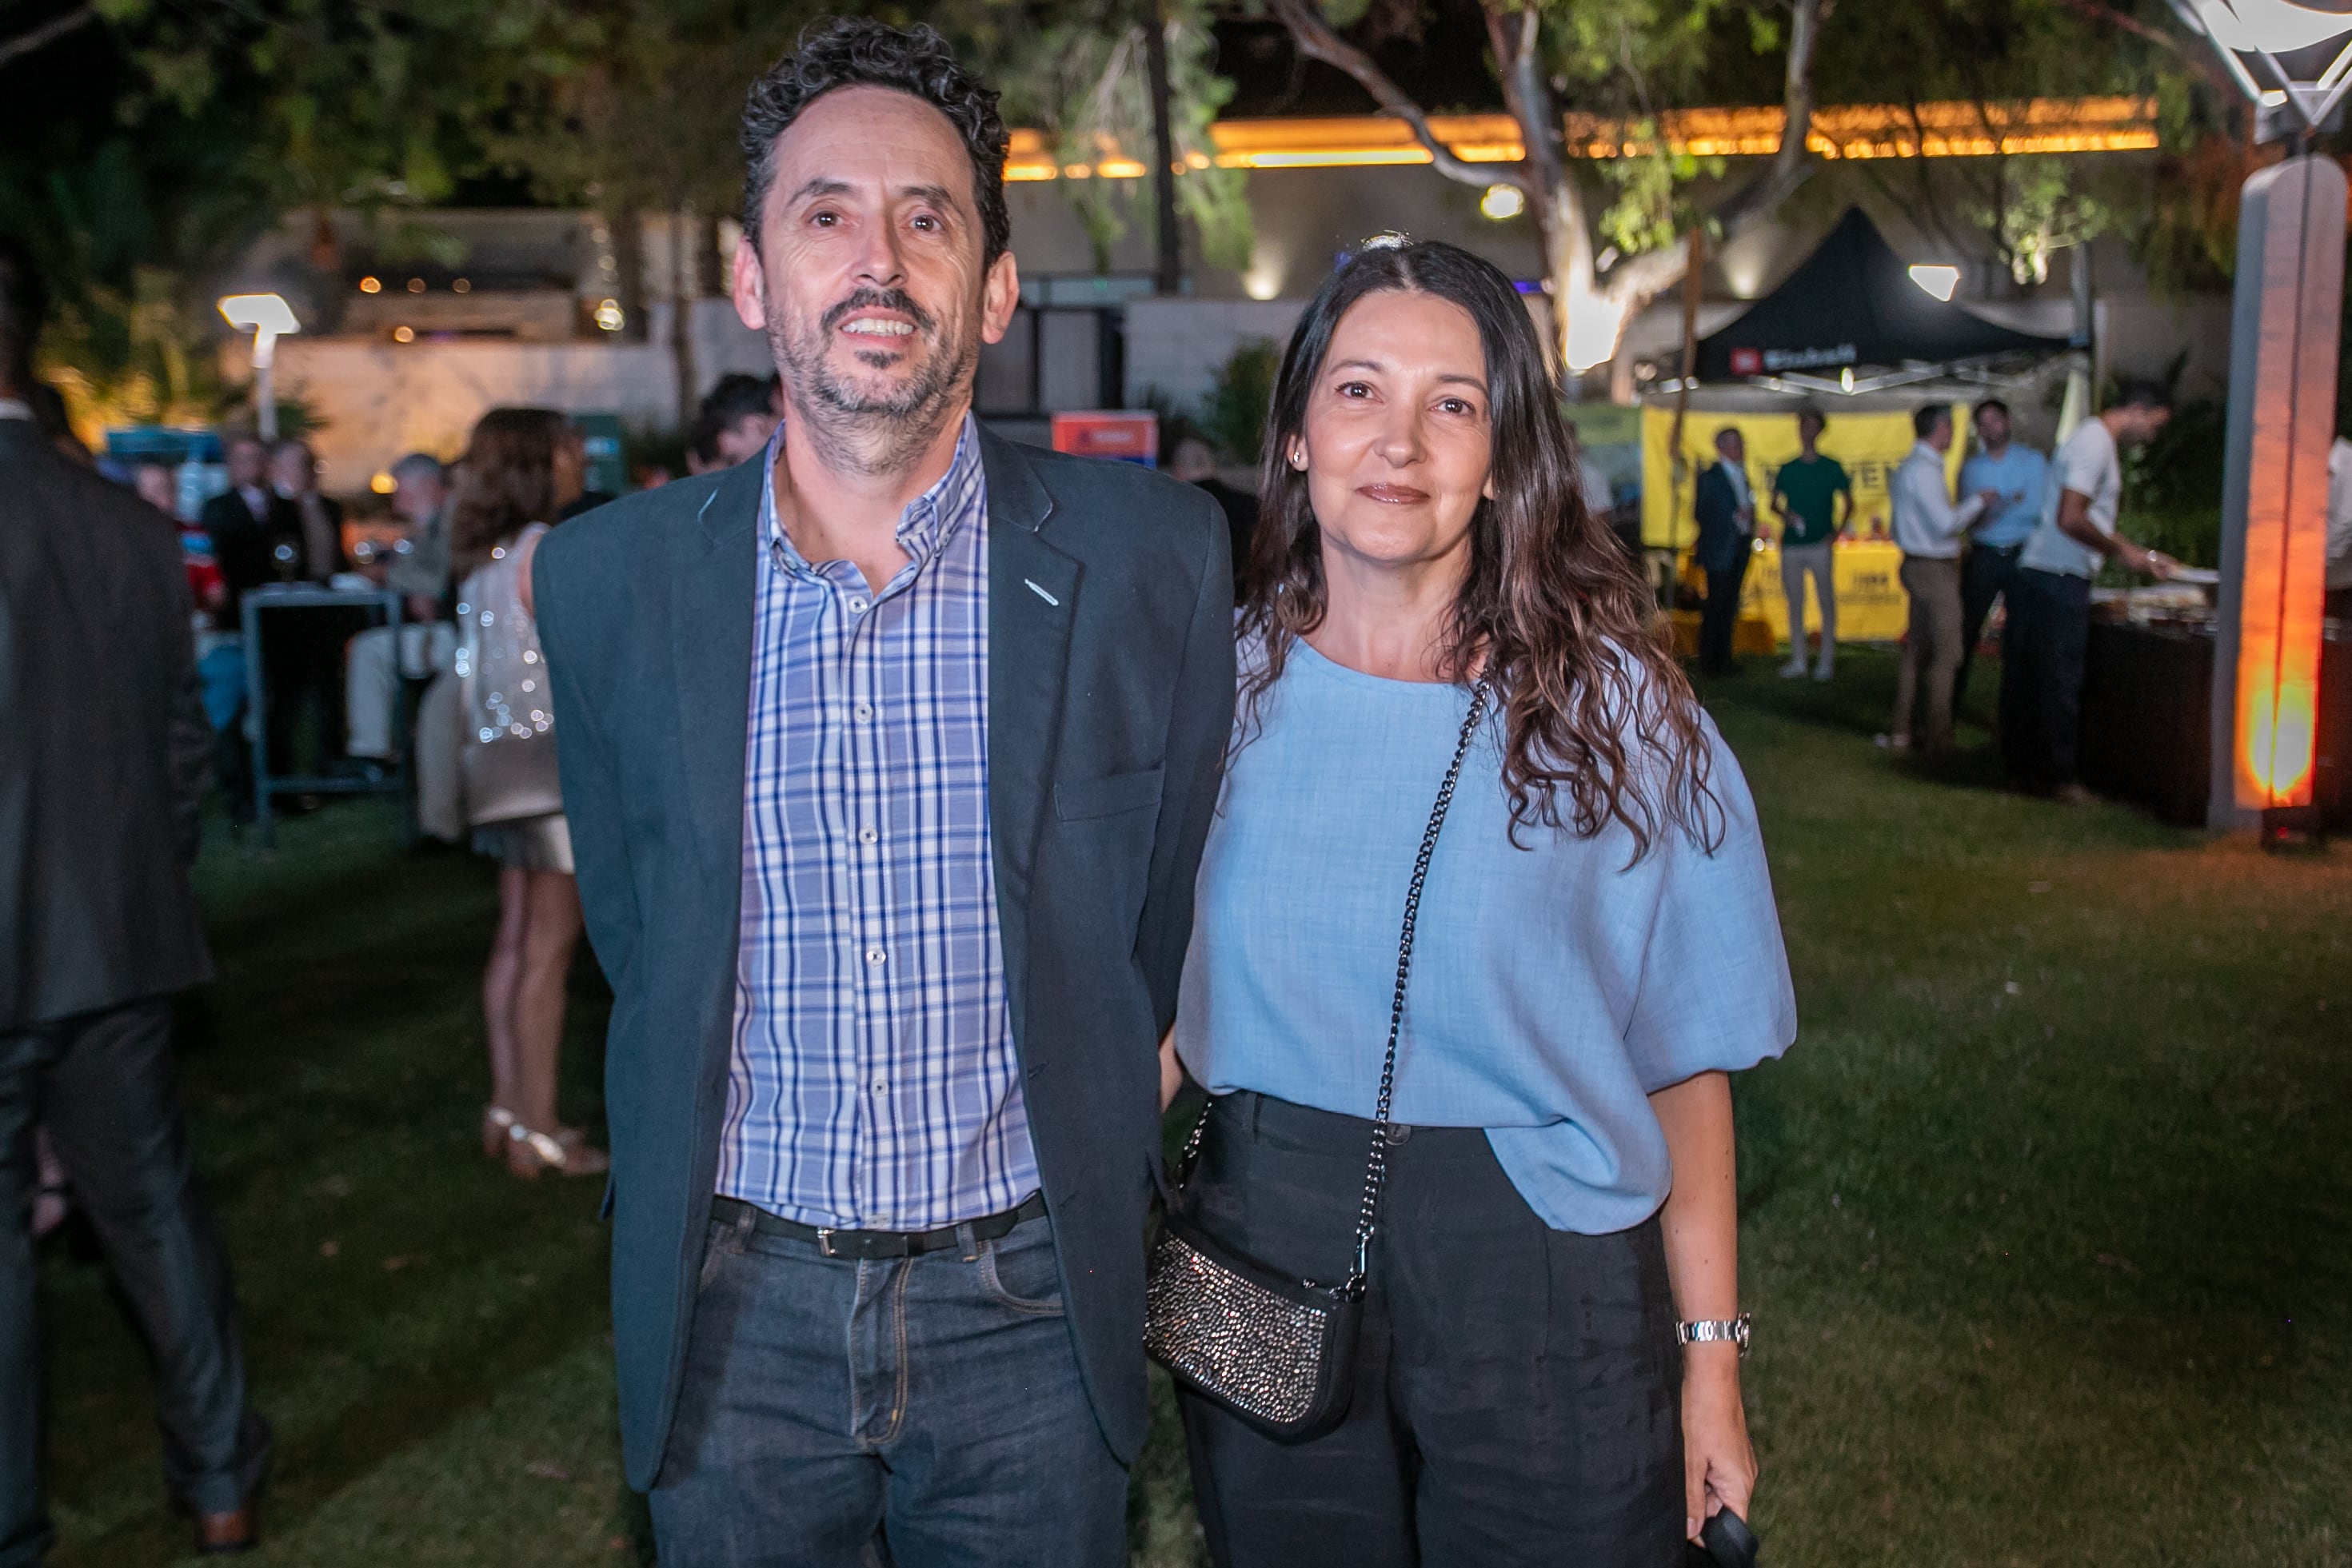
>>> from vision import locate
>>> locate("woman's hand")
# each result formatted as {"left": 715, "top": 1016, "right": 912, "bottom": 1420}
{"left": 1681, "top": 1347, "right": 1756, "bottom": 1540}
{"left": 1158, "top": 1027, "right": 1182, "bottom": 1112}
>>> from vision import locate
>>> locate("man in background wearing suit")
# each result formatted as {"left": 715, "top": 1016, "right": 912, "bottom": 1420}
{"left": 1692, "top": 425, "right": 1757, "bottom": 676}
{"left": 533, "top": 20, "right": 1232, "bottom": 1566}
{"left": 0, "top": 249, "right": 270, "bottom": 1561}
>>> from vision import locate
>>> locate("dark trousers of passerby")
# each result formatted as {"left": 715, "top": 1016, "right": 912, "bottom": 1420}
{"left": 0, "top": 1000, "right": 270, "bottom": 1566}
{"left": 1699, "top": 561, "right": 1749, "bottom": 676}
{"left": 1999, "top": 567, "right": 2092, "bottom": 792}
{"left": 1176, "top": 1091, "right": 1685, "bottom": 1568}
{"left": 1955, "top": 542, "right": 2023, "bottom": 712}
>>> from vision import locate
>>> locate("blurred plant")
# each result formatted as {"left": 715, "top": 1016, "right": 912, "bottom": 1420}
{"left": 1200, "top": 337, "right": 1279, "bottom": 467}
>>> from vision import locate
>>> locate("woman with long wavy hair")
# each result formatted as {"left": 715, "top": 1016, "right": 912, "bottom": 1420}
{"left": 449, "top": 407, "right": 605, "bottom": 1179}
{"left": 1160, "top": 239, "right": 1795, "bottom": 1564}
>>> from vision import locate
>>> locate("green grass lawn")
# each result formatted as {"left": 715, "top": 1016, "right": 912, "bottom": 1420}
{"left": 34, "top": 649, "right": 2352, "bottom": 1566}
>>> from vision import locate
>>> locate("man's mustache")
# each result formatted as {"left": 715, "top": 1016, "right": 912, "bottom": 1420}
{"left": 821, "top": 288, "right": 936, "bottom": 337}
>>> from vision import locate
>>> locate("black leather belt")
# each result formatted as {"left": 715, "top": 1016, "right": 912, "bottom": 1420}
{"left": 709, "top": 1191, "right": 1047, "bottom": 1260}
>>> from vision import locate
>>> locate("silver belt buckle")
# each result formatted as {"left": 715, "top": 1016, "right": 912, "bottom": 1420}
{"left": 817, "top": 1227, "right": 838, "bottom": 1258}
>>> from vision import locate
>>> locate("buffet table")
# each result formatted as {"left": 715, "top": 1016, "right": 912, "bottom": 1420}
{"left": 2077, "top": 613, "right": 2350, "bottom": 828}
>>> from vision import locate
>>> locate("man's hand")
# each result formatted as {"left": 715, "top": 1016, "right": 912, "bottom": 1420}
{"left": 1683, "top": 1347, "right": 1756, "bottom": 1542}
{"left": 2118, "top": 541, "right": 2177, "bottom": 580}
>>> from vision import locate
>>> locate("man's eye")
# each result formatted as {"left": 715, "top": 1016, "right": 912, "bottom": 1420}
{"left": 910, "top": 213, "right": 940, "bottom": 232}
{"left": 810, "top": 210, "right": 839, "bottom": 227}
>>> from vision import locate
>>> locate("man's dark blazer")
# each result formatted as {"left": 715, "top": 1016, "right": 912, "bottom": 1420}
{"left": 1691, "top": 461, "right": 1752, "bottom": 576}
{"left": 0, "top": 419, "right": 213, "bottom": 1034}
{"left": 200, "top": 487, "right": 304, "bottom": 620}
{"left": 533, "top": 424, "right": 1235, "bottom": 1490}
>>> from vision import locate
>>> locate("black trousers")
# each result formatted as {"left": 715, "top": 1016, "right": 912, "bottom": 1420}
{"left": 1954, "top": 543, "right": 2023, "bottom": 711}
{"left": 1699, "top": 562, "right": 1749, "bottom": 676}
{"left": 1999, "top": 566, "right": 2092, "bottom": 792}
{"left": 1176, "top": 1091, "right": 1683, "bottom": 1568}
{"left": 0, "top": 1000, "right": 269, "bottom": 1566}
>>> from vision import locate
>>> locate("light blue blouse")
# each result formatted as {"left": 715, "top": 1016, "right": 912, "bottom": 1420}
{"left": 1174, "top": 641, "right": 1797, "bottom": 1235}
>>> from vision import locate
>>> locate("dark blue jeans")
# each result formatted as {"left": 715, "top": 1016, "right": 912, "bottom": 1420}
{"left": 649, "top": 1207, "right": 1127, "bottom": 1568}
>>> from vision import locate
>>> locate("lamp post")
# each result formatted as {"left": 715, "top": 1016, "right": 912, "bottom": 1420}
{"left": 217, "top": 293, "right": 300, "bottom": 442}
{"left": 2166, "top": 1, "right": 2350, "bottom": 840}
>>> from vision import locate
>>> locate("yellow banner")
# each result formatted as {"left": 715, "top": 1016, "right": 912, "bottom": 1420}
{"left": 1742, "top": 539, "right": 1910, "bottom": 642}
{"left": 1639, "top": 404, "right": 1965, "bottom": 552}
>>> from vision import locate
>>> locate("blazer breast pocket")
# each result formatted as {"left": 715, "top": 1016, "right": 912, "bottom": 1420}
{"left": 1053, "top": 764, "right": 1164, "bottom": 822}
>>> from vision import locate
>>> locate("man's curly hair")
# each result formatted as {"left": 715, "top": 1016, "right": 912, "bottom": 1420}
{"left": 740, "top": 18, "right": 1012, "bottom": 267}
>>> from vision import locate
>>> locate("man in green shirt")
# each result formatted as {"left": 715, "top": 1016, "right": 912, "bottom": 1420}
{"left": 1771, "top": 409, "right": 1851, "bottom": 680}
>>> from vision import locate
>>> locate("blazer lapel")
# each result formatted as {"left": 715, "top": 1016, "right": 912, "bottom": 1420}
{"left": 980, "top": 428, "right": 1080, "bottom": 1038}
{"left": 671, "top": 461, "right": 764, "bottom": 905}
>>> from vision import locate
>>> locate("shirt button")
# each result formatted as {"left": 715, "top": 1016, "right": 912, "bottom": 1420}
{"left": 857, "top": 828, "right": 877, "bottom": 845}
{"left": 853, "top": 702, "right": 873, "bottom": 724}
{"left": 865, "top": 948, "right": 886, "bottom": 965}
{"left": 847, "top": 596, "right": 869, "bottom": 614}
{"left": 871, "top": 1079, "right": 887, "bottom": 1095}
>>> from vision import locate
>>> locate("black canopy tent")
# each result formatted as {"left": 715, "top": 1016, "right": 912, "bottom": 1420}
{"left": 1693, "top": 207, "right": 2074, "bottom": 394}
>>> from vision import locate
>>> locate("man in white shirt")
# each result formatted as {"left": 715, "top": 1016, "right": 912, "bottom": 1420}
{"left": 2326, "top": 432, "right": 2352, "bottom": 620}
{"left": 2000, "top": 381, "right": 2176, "bottom": 800}
{"left": 1883, "top": 404, "right": 1997, "bottom": 754}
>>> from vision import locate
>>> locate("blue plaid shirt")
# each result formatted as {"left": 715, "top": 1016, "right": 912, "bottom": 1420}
{"left": 718, "top": 417, "right": 1039, "bottom": 1230}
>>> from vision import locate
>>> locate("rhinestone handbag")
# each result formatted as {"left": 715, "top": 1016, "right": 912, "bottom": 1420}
{"left": 1144, "top": 680, "right": 1490, "bottom": 1441}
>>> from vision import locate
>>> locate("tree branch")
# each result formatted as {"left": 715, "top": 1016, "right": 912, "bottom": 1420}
{"left": 0, "top": 4, "right": 96, "bottom": 72}
{"left": 2048, "top": 0, "right": 2241, "bottom": 101}
{"left": 1265, "top": 0, "right": 1519, "bottom": 190}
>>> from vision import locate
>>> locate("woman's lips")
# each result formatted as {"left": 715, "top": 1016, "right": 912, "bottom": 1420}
{"left": 1359, "top": 483, "right": 1430, "bottom": 504}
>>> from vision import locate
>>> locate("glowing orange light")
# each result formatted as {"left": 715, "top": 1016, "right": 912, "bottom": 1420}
{"left": 2221, "top": 154, "right": 2342, "bottom": 816}
{"left": 999, "top": 98, "right": 2158, "bottom": 182}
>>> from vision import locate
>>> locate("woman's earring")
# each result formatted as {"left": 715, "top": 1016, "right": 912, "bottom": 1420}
{"left": 1289, "top": 445, "right": 1307, "bottom": 469}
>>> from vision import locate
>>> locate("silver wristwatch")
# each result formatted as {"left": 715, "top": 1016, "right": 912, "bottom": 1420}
{"left": 1674, "top": 1313, "right": 1751, "bottom": 1358}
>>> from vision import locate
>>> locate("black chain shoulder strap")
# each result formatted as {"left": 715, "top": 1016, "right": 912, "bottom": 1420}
{"left": 1176, "top": 677, "right": 1491, "bottom": 1299}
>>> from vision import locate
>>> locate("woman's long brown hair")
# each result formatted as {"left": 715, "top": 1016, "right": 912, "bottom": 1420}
{"left": 1239, "top": 238, "right": 1720, "bottom": 860}
{"left": 449, "top": 407, "right": 567, "bottom": 579}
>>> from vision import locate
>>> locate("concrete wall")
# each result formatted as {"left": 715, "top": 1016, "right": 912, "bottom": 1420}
{"left": 258, "top": 301, "right": 769, "bottom": 492}
{"left": 1124, "top": 298, "right": 1304, "bottom": 411}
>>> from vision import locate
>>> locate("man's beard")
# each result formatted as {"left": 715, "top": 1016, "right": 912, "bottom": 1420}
{"left": 769, "top": 285, "right": 976, "bottom": 476}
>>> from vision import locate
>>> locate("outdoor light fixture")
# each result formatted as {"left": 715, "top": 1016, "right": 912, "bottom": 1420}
{"left": 1907, "top": 264, "right": 1961, "bottom": 301}
{"left": 2165, "top": 1, "right": 2350, "bottom": 834}
{"left": 1479, "top": 182, "right": 1526, "bottom": 221}
{"left": 2167, "top": 0, "right": 2352, "bottom": 136}
{"left": 593, "top": 298, "right": 625, "bottom": 332}
{"left": 357, "top": 275, "right": 381, "bottom": 294}
{"left": 217, "top": 293, "right": 299, "bottom": 441}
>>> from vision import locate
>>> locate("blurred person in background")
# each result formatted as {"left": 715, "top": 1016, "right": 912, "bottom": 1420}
{"left": 1953, "top": 399, "right": 2047, "bottom": 710}
{"left": 1691, "top": 426, "right": 1755, "bottom": 677}
{"left": 0, "top": 242, "right": 271, "bottom": 1561}
{"left": 450, "top": 409, "right": 603, "bottom": 1179}
{"left": 2002, "top": 383, "right": 2175, "bottom": 801}
{"left": 270, "top": 438, "right": 342, "bottom": 581}
{"left": 1169, "top": 432, "right": 1260, "bottom": 596}
{"left": 683, "top": 409, "right": 727, "bottom": 476}
{"left": 1769, "top": 409, "right": 1849, "bottom": 682}
{"left": 698, "top": 371, "right": 785, "bottom": 468}
{"left": 345, "top": 453, "right": 457, "bottom": 775}
{"left": 1881, "top": 404, "right": 1995, "bottom": 756}
{"left": 132, "top": 458, "right": 178, "bottom": 516}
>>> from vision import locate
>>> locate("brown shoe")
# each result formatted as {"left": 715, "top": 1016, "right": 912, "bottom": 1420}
{"left": 194, "top": 1503, "right": 258, "bottom": 1554}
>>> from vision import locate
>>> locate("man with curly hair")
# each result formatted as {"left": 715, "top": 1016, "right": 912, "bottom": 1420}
{"left": 532, "top": 18, "right": 1235, "bottom": 1564}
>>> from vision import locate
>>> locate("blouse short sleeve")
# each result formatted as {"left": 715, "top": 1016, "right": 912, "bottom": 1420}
{"left": 1621, "top": 716, "right": 1798, "bottom": 1092}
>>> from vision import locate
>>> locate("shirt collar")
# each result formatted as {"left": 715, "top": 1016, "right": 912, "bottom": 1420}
{"left": 0, "top": 398, "right": 30, "bottom": 422}
{"left": 760, "top": 412, "right": 984, "bottom": 572}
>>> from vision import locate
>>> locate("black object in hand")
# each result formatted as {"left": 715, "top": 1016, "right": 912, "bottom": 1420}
{"left": 1683, "top": 1507, "right": 1759, "bottom": 1568}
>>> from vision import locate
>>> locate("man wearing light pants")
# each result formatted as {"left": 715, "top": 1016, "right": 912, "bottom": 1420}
{"left": 1883, "top": 405, "right": 1996, "bottom": 755}
{"left": 345, "top": 455, "right": 458, "bottom": 812}
{"left": 1770, "top": 409, "right": 1849, "bottom": 680}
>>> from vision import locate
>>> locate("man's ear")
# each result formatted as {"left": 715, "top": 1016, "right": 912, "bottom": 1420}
{"left": 732, "top": 229, "right": 769, "bottom": 333}
{"left": 979, "top": 250, "right": 1020, "bottom": 346}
